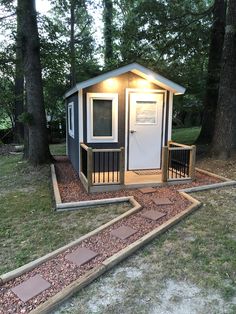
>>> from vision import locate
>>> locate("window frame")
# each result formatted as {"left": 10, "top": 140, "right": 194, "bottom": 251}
{"left": 68, "top": 102, "right": 75, "bottom": 138}
{"left": 87, "top": 93, "right": 118, "bottom": 143}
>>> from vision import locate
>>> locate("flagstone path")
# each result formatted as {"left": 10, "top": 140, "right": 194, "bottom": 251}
{"left": 0, "top": 158, "right": 226, "bottom": 314}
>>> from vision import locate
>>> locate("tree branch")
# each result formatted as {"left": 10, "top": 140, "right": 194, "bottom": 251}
{"left": 0, "top": 12, "right": 16, "bottom": 21}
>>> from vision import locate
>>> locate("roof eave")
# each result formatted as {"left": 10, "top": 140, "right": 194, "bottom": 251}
{"left": 64, "top": 62, "right": 186, "bottom": 98}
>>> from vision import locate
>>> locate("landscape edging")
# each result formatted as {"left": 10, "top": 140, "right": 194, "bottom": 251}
{"left": 29, "top": 195, "right": 201, "bottom": 314}
{"left": 0, "top": 197, "right": 141, "bottom": 284}
{"left": 2, "top": 164, "right": 235, "bottom": 312}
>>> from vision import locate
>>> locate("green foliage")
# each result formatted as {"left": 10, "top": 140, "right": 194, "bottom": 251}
{"left": 112, "top": 0, "right": 213, "bottom": 124}
{"left": 0, "top": 76, "right": 14, "bottom": 129}
{"left": 172, "top": 126, "right": 201, "bottom": 144}
{"left": 18, "top": 112, "right": 33, "bottom": 125}
{"left": 0, "top": 0, "right": 216, "bottom": 132}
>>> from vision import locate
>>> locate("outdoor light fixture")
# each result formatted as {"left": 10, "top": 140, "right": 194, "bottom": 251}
{"left": 104, "top": 78, "right": 118, "bottom": 88}
{"left": 136, "top": 78, "right": 151, "bottom": 88}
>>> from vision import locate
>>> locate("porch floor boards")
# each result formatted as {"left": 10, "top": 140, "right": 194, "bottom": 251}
{"left": 125, "top": 171, "right": 162, "bottom": 185}
{"left": 92, "top": 170, "right": 162, "bottom": 185}
{"left": 92, "top": 170, "right": 189, "bottom": 187}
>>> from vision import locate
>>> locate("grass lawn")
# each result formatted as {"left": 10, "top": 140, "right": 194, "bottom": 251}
{"left": 172, "top": 126, "right": 201, "bottom": 145}
{"left": 49, "top": 128, "right": 200, "bottom": 154}
{"left": 50, "top": 143, "right": 66, "bottom": 156}
{"left": 0, "top": 153, "right": 131, "bottom": 275}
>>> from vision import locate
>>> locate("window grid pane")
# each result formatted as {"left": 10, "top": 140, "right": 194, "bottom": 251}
{"left": 93, "top": 99, "right": 113, "bottom": 136}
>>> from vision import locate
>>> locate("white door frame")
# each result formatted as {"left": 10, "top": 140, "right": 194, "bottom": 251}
{"left": 125, "top": 88, "right": 167, "bottom": 171}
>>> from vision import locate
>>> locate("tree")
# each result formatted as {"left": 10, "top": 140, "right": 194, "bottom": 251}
{"left": 197, "top": 0, "right": 226, "bottom": 144}
{"left": 211, "top": 0, "right": 236, "bottom": 158}
{"left": 14, "top": 4, "right": 24, "bottom": 143}
{"left": 114, "top": 0, "right": 212, "bottom": 125}
{"left": 18, "top": 0, "right": 51, "bottom": 164}
{"left": 50, "top": 0, "right": 98, "bottom": 85}
{"left": 70, "top": 0, "right": 76, "bottom": 86}
{"left": 103, "top": 0, "right": 113, "bottom": 67}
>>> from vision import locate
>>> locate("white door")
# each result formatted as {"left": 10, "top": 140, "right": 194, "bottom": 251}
{"left": 128, "top": 93, "right": 164, "bottom": 170}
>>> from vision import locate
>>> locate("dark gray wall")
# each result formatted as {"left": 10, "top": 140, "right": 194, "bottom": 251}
{"left": 83, "top": 72, "right": 164, "bottom": 149}
{"left": 66, "top": 92, "right": 79, "bottom": 173}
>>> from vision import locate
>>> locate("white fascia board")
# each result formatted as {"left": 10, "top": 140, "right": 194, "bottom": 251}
{"left": 131, "top": 64, "right": 186, "bottom": 95}
{"left": 64, "top": 62, "right": 186, "bottom": 98}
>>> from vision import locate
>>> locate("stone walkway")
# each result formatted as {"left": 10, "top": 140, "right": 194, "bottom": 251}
{"left": 0, "top": 169, "right": 231, "bottom": 314}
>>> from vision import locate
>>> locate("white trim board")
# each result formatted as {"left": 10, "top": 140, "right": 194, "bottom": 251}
{"left": 64, "top": 63, "right": 186, "bottom": 98}
{"left": 68, "top": 102, "right": 75, "bottom": 138}
{"left": 86, "top": 93, "right": 118, "bottom": 143}
{"left": 78, "top": 89, "right": 83, "bottom": 143}
{"left": 65, "top": 100, "right": 68, "bottom": 156}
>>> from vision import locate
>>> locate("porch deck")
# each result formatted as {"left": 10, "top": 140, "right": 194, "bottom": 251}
{"left": 80, "top": 142, "right": 196, "bottom": 193}
{"left": 125, "top": 170, "right": 162, "bottom": 185}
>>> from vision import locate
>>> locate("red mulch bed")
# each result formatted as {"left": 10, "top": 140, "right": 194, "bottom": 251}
{"left": 0, "top": 157, "right": 222, "bottom": 313}
{"left": 54, "top": 156, "right": 221, "bottom": 203}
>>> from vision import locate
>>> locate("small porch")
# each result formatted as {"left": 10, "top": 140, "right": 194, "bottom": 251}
{"left": 79, "top": 142, "right": 196, "bottom": 193}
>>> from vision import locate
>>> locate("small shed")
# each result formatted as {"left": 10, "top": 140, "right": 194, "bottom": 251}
{"left": 64, "top": 63, "right": 195, "bottom": 192}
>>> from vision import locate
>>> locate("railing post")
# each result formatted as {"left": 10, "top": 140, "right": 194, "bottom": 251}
{"left": 119, "top": 147, "right": 125, "bottom": 185}
{"left": 79, "top": 142, "right": 82, "bottom": 174}
{"left": 189, "top": 145, "right": 196, "bottom": 179}
{"left": 161, "top": 146, "right": 168, "bottom": 182}
{"left": 87, "top": 147, "right": 93, "bottom": 191}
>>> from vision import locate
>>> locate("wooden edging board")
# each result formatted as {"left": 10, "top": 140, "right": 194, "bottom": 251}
{"left": 51, "top": 164, "right": 61, "bottom": 205}
{"left": 56, "top": 196, "right": 135, "bottom": 212}
{"left": 195, "top": 167, "right": 233, "bottom": 182}
{"left": 179, "top": 180, "right": 236, "bottom": 193}
{"left": 30, "top": 194, "right": 201, "bottom": 314}
{"left": 0, "top": 197, "right": 141, "bottom": 284}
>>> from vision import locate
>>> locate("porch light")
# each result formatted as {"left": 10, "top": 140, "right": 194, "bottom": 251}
{"left": 136, "top": 78, "right": 151, "bottom": 88}
{"left": 104, "top": 78, "right": 118, "bottom": 88}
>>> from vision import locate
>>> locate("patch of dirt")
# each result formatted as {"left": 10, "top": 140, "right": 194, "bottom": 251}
{"left": 52, "top": 267, "right": 235, "bottom": 314}
{"left": 197, "top": 153, "right": 236, "bottom": 180}
{"left": 149, "top": 279, "right": 235, "bottom": 314}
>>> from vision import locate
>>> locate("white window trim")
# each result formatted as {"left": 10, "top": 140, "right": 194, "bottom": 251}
{"left": 87, "top": 93, "right": 118, "bottom": 143}
{"left": 68, "top": 102, "right": 75, "bottom": 138}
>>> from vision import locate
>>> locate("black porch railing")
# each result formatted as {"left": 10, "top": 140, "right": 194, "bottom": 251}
{"left": 80, "top": 143, "right": 125, "bottom": 192}
{"left": 161, "top": 142, "right": 196, "bottom": 182}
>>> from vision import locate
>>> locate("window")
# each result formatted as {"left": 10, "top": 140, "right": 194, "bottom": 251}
{"left": 87, "top": 93, "right": 118, "bottom": 143}
{"left": 135, "top": 101, "right": 157, "bottom": 124}
{"left": 68, "top": 102, "right": 74, "bottom": 138}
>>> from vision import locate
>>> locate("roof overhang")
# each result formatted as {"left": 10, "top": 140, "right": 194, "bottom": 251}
{"left": 64, "top": 62, "right": 186, "bottom": 98}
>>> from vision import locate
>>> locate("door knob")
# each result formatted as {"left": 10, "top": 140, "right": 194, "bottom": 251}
{"left": 130, "top": 130, "right": 136, "bottom": 133}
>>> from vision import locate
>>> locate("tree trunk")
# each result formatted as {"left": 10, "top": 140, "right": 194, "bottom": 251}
{"left": 14, "top": 5, "right": 24, "bottom": 144}
{"left": 70, "top": 0, "right": 76, "bottom": 87}
{"left": 18, "top": 0, "right": 51, "bottom": 165}
{"left": 197, "top": 0, "right": 226, "bottom": 144}
{"left": 103, "top": 0, "right": 113, "bottom": 67}
{"left": 211, "top": 0, "right": 236, "bottom": 158}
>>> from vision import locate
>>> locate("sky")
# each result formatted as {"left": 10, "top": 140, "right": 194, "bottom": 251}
{"left": 36, "top": 0, "right": 52, "bottom": 15}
